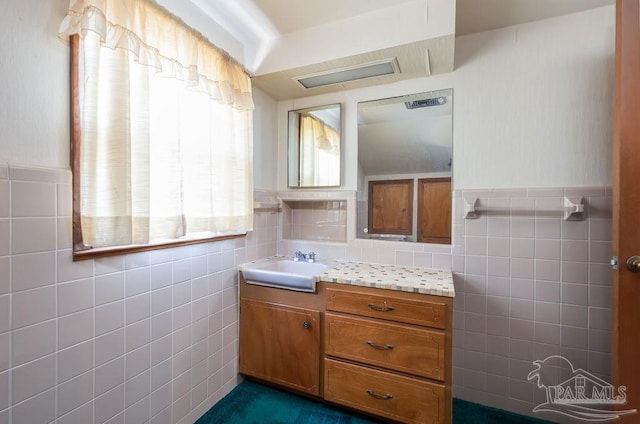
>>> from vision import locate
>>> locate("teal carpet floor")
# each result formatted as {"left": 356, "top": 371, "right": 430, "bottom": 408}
{"left": 195, "top": 381, "right": 554, "bottom": 424}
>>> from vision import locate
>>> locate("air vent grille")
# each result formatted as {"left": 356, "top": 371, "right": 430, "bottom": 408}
{"left": 295, "top": 58, "right": 399, "bottom": 89}
{"left": 405, "top": 96, "right": 446, "bottom": 109}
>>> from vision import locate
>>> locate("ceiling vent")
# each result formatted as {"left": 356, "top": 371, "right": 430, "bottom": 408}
{"left": 295, "top": 58, "right": 400, "bottom": 89}
{"left": 405, "top": 96, "right": 446, "bottom": 109}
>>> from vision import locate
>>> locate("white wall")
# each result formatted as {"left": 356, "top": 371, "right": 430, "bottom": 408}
{"left": 0, "top": 2, "right": 279, "bottom": 424}
{"left": 453, "top": 6, "right": 614, "bottom": 189}
{"left": 276, "top": 5, "right": 615, "bottom": 191}
{"left": 0, "top": 0, "right": 615, "bottom": 220}
{"left": 0, "top": 0, "right": 276, "bottom": 190}
{"left": 252, "top": 88, "right": 278, "bottom": 190}
{"left": 0, "top": 0, "right": 70, "bottom": 169}
{"left": 6, "top": 3, "right": 613, "bottom": 195}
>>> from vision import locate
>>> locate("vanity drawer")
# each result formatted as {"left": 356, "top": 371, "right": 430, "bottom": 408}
{"left": 326, "top": 287, "right": 447, "bottom": 329}
{"left": 325, "top": 314, "right": 445, "bottom": 381}
{"left": 324, "top": 358, "right": 446, "bottom": 424}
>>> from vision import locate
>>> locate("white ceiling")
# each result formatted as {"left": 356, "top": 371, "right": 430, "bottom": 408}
{"left": 186, "top": 0, "right": 614, "bottom": 99}
{"left": 246, "top": 0, "right": 614, "bottom": 37}
{"left": 251, "top": 0, "right": 416, "bottom": 35}
{"left": 455, "top": 0, "right": 614, "bottom": 35}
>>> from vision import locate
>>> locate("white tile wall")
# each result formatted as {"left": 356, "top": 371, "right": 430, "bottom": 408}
{"left": 452, "top": 187, "right": 613, "bottom": 422}
{"left": 0, "top": 163, "right": 613, "bottom": 423}
{"left": 0, "top": 163, "right": 277, "bottom": 424}
{"left": 281, "top": 200, "right": 348, "bottom": 242}
{"left": 276, "top": 186, "right": 613, "bottom": 422}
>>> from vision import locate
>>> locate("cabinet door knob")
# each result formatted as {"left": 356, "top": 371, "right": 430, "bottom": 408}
{"left": 303, "top": 321, "right": 311, "bottom": 329}
{"left": 366, "top": 389, "right": 393, "bottom": 400}
{"left": 366, "top": 340, "right": 393, "bottom": 350}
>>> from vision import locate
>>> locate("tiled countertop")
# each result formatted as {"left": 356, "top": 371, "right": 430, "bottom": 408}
{"left": 318, "top": 261, "right": 454, "bottom": 297}
{"left": 239, "top": 256, "right": 454, "bottom": 298}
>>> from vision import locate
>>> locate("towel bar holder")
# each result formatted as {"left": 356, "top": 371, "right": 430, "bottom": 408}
{"left": 253, "top": 201, "right": 281, "bottom": 212}
{"left": 463, "top": 196, "right": 585, "bottom": 221}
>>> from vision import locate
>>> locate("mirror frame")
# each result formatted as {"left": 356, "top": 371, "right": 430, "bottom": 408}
{"left": 287, "top": 103, "right": 342, "bottom": 188}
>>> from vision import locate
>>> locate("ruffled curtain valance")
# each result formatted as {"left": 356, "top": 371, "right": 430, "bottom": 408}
{"left": 59, "top": 0, "right": 254, "bottom": 110}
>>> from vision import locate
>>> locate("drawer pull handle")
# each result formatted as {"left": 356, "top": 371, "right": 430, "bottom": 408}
{"left": 367, "top": 389, "right": 393, "bottom": 400}
{"left": 366, "top": 341, "right": 394, "bottom": 350}
{"left": 368, "top": 303, "right": 394, "bottom": 312}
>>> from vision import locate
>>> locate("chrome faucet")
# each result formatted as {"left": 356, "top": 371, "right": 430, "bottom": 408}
{"left": 294, "top": 251, "right": 316, "bottom": 262}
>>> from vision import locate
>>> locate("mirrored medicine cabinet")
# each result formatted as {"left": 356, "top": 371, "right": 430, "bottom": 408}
{"left": 356, "top": 89, "right": 453, "bottom": 244}
{"left": 287, "top": 103, "right": 342, "bottom": 188}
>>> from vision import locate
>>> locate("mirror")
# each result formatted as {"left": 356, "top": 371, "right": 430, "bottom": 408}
{"left": 357, "top": 89, "right": 453, "bottom": 243}
{"left": 287, "top": 103, "right": 342, "bottom": 187}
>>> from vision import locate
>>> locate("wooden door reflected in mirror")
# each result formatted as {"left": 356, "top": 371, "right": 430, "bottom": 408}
{"left": 367, "top": 179, "right": 414, "bottom": 236}
{"left": 417, "top": 178, "right": 451, "bottom": 244}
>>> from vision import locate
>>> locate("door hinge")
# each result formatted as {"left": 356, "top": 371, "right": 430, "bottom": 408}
{"left": 611, "top": 255, "right": 619, "bottom": 270}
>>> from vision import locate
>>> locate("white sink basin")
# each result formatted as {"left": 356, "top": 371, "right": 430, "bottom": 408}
{"left": 240, "top": 258, "right": 330, "bottom": 293}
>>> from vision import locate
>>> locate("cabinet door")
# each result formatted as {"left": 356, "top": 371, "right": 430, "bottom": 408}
{"left": 368, "top": 179, "right": 414, "bottom": 235}
{"left": 239, "top": 299, "right": 321, "bottom": 395}
{"left": 417, "top": 178, "right": 451, "bottom": 244}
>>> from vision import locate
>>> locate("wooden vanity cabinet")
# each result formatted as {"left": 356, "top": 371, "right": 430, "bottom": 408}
{"left": 324, "top": 285, "right": 452, "bottom": 424}
{"left": 238, "top": 274, "right": 453, "bottom": 423}
{"left": 239, "top": 282, "right": 322, "bottom": 396}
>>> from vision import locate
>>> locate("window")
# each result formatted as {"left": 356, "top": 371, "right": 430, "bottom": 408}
{"left": 59, "top": 0, "right": 254, "bottom": 259}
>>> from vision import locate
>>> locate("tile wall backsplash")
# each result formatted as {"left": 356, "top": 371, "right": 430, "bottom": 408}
{"left": 0, "top": 164, "right": 277, "bottom": 424}
{"left": 277, "top": 186, "right": 613, "bottom": 423}
{"left": 277, "top": 190, "right": 454, "bottom": 267}
{"left": 451, "top": 187, "right": 613, "bottom": 422}
{"left": 281, "top": 200, "right": 347, "bottom": 242}
{"left": 0, "top": 164, "right": 614, "bottom": 424}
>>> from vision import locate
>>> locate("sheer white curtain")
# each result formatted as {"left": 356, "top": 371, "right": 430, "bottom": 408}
{"left": 299, "top": 114, "right": 340, "bottom": 187}
{"left": 59, "top": 0, "right": 254, "bottom": 248}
